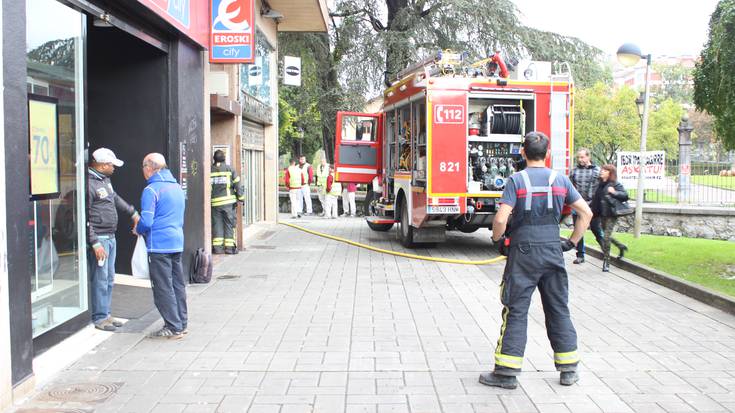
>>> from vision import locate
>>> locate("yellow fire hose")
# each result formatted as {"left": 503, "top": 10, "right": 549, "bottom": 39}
{"left": 280, "top": 221, "right": 507, "bottom": 265}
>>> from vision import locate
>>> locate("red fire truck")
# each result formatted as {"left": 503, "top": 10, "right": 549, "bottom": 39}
{"left": 333, "top": 51, "right": 574, "bottom": 247}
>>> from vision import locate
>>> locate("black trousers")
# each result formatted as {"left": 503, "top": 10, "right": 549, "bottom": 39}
{"left": 149, "top": 252, "right": 187, "bottom": 332}
{"left": 212, "top": 204, "right": 236, "bottom": 250}
{"left": 494, "top": 242, "right": 579, "bottom": 376}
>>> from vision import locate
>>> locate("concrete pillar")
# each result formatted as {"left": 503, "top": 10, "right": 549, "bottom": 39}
{"left": 0, "top": 5, "right": 12, "bottom": 409}
{"left": 677, "top": 115, "right": 693, "bottom": 204}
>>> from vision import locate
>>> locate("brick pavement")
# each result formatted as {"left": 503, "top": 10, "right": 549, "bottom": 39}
{"left": 9, "top": 215, "right": 735, "bottom": 413}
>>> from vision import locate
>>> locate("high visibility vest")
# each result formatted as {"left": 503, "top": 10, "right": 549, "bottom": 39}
{"left": 287, "top": 165, "right": 304, "bottom": 188}
{"left": 316, "top": 164, "right": 330, "bottom": 187}
{"left": 328, "top": 181, "right": 342, "bottom": 196}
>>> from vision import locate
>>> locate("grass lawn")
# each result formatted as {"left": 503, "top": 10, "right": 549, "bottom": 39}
{"left": 691, "top": 175, "right": 735, "bottom": 191}
{"left": 561, "top": 229, "right": 735, "bottom": 297}
{"left": 627, "top": 189, "right": 678, "bottom": 204}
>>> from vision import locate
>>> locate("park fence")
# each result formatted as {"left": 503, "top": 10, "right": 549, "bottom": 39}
{"left": 630, "top": 160, "right": 735, "bottom": 206}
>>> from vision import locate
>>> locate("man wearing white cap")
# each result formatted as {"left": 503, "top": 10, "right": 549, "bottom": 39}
{"left": 87, "top": 148, "right": 139, "bottom": 331}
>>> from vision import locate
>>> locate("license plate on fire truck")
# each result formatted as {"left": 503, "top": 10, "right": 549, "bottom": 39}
{"left": 427, "top": 205, "right": 460, "bottom": 214}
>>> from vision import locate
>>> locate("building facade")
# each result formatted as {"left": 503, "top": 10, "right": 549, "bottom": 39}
{"left": 0, "top": 0, "right": 328, "bottom": 408}
{"left": 208, "top": 0, "right": 328, "bottom": 247}
{"left": 1, "top": 0, "right": 210, "bottom": 406}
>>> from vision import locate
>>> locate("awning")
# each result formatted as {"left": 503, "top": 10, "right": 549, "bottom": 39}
{"left": 268, "top": 0, "right": 329, "bottom": 32}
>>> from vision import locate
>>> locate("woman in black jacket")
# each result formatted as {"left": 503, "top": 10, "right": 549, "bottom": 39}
{"left": 590, "top": 164, "right": 629, "bottom": 272}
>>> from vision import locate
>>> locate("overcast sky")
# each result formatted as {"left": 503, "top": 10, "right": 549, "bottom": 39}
{"left": 512, "top": 0, "right": 719, "bottom": 57}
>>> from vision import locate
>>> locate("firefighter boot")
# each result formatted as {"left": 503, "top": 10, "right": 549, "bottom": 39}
{"left": 225, "top": 246, "right": 239, "bottom": 255}
{"left": 478, "top": 372, "right": 518, "bottom": 389}
{"left": 213, "top": 246, "right": 225, "bottom": 254}
{"left": 560, "top": 371, "right": 579, "bottom": 386}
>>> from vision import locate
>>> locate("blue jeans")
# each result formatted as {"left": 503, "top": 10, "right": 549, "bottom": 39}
{"left": 149, "top": 252, "right": 187, "bottom": 332}
{"left": 572, "top": 213, "right": 604, "bottom": 257}
{"left": 88, "top": 236, "right": 117, "bottom": 324}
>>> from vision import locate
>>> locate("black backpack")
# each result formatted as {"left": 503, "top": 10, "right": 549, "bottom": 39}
{"left": 190, "top": 248, "right": 213, "bottom": 283}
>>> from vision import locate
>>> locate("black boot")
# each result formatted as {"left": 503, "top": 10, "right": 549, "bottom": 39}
{"left": 618, "top": 245, "right": 628, "bottom": 259}
{"left": 478, "top": 372, "right": 518, "bottom": 389}
{"left": 560, "top": 371, "right": 579, "bottom": 386}
{"left": 212, "top": 247, "right": 225, "bottom": 255}
{"left": 602, "top": 259, "right": 609, "bottom": 272}
{"left": 225, "top": 247, "right": 239, "bottom": 255}
{"left": 573, "top": 256, "right": 585, "bottom": 264}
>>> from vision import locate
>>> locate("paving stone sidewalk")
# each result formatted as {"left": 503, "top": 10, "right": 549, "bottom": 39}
{"left": 9, "top": 215, "right": 735, "bottom": 413}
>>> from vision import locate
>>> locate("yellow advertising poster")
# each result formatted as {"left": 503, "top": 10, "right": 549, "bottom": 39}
{"left": 28, "top": 96, "right": 60, "bottom": 199}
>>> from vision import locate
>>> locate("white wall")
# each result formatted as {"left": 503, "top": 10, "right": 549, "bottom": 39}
{"left": 0, "top": 5, "right": 13, "bottom": 410}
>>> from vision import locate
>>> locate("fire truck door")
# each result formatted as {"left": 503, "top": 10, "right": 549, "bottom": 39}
{"left": 334, "top": 112, "right": 382, "bottom": 183}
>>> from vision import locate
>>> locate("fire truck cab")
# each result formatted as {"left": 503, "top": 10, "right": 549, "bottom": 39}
{"left": 333, "top": 52, "right": 574, "bottom": 247}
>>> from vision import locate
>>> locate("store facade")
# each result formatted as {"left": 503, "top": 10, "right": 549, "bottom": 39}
{"left": 208, "top": 0, "right": 328, "bottom": 247}
{"left": 2, "top": 0, "right": 209, "bottom": 404}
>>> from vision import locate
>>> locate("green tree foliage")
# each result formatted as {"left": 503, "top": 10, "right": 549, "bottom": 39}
{"left": 575, "top": 83, "right": 682, "bottom": 164}
{"left": 278, "top": 0, "right": 610, "bottom": 161}
{"left": 574, "top": 83, "right": 640, "bottom": 164}
{"left": 693, "top": 0, "right": 735, "bottom": 150}
{"left": 648, "top": 98, "right": 684, "bottom": 157}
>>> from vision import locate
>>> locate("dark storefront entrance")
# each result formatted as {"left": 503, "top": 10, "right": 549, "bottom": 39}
{"left": 5, "top": 0, "right": 206, "bottom": 389}
{"left": 87, "top": 23, "right": 168, "bottom": 275}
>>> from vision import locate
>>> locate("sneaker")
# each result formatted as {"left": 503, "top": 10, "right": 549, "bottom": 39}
{"left": 106, "top": 317, "right": 124, "bottom": 328}
{"left": 331, "top": 216, "right": 337, "bottom": 219}
{"left": 148, "top": 327, "right": 183, "bottom": 340}
{"left": 350, "top": 214, "right": 356, "bottom": 218}
{"left": 573, "top": 257, "right": 585, "bottom": 264}
{"left": 478, "top": 372, "right": 518, "bottom": 389}
{"left": 560, "top": 371, "right": 579, "bottom": 386}
{"left": 94, "top": 319, "right": 116, "bottom": 332}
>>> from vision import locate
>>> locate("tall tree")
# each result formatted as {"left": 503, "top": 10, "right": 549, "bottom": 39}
{"left": 693, "top": 0, "right": 735, "bottom": 150}
{"left": 574, "top": 83, "right": 640, "bottom": 164}
{"left": 279, "top": 0, "right": 610, "bottom": 160}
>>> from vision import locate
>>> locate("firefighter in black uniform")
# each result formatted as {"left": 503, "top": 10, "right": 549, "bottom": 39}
{"left": 211, "top": 150, "right": 244, "bottom": 254}
{"left": 480, "top": 132, "right": 592, "bottom": 389}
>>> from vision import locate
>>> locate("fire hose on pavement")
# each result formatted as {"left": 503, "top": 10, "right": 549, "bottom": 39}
{"left": 280, "top": 222, "right": 507, "bottom": 265}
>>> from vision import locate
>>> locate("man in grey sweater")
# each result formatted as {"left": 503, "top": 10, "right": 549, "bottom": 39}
{"left": 569, "top": 148, "right": 603, "bottom": 264}
{"left": 87, "top": 148, "right": 139, "bottom": 331}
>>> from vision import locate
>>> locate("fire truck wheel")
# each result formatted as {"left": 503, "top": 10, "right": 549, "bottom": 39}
{"left": 365, "top": 189, "right": 393, "bottom": 232}
{"left": 397, "top": 197, "right": 416, "bottom": 248}
{"left": 457, "top": 224, "right": 480, "bottom": 234}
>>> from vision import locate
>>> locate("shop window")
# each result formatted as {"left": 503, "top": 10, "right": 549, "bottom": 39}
{"left": 240, "top": 32, "right": 274, "bottom": 106}
{"left": 26, "top": 0, "right": 87, "bottom": 337}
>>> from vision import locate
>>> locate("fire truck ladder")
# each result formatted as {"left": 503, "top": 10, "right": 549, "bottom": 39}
{"left": 549, "top": 62, "right": 573, "bottom": 172}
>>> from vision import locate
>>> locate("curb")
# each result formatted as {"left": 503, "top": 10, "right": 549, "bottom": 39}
{"left": 582, "top": 245, "right": 735, "bottom": 316}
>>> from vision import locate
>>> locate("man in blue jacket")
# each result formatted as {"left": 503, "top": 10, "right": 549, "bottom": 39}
{"left": 135, "top": 153, "right": 187, "bottom": 339}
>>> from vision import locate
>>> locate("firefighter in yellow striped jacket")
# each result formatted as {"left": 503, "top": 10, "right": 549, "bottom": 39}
{"left": 210, "top": 150, "right": 244, "bottom": 254}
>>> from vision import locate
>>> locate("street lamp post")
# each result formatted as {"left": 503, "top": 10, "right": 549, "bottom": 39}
{"left": 617, "top": 43, "right": 651, "bottom": 238}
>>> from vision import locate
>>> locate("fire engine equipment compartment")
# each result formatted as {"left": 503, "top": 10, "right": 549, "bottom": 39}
{"left": 466, "top": 96, "right": 535, "bottom": 192}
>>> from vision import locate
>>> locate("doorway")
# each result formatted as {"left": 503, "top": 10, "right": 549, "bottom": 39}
{"left": 87, "top": 22, "right": 168, "bottom": 275}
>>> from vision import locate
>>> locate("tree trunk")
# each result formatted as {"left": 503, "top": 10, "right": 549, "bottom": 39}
{"left": 384, "top": 0, "right": 411, "bottom": 86}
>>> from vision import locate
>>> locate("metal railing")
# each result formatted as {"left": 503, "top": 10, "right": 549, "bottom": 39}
{"left": 629, "top": 160, "right": 735, "bottom": 206}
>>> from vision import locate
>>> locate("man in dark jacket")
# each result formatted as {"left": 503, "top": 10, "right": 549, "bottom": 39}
{"left": 569, "top": 148, "right": 604, "bottom": 264}
{"left": 136, "top": 153, "right": 187, "bottom": 339}
{"left": 210, "top": 150, "right": 244, "bottom": 254}
{"left": 87, "top": 148, "right": 139, "bottom": 331}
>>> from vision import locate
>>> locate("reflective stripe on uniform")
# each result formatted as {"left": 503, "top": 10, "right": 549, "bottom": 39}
{"left": 554, "top": 350, "right": 580, "bottom": 365}
{"left": 494, "top": 353, "right": 523, "bottom": 369}
{"left": 212, "top": 238, "right": 224, "bottom": 246}
{"left": 212, "top": 195, "right": 237, "bottom": 206}
{"left": 224, "top": 239, "right": 236, "bottom": 246}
